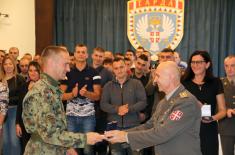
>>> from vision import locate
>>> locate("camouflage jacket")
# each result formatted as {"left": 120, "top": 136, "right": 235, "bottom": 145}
{"left": 22, "top": 73, "right": 86, "bottom": 155}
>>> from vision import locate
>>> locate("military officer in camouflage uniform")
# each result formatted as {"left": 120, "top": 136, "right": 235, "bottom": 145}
{"left": 105, "top": 61, "right": 202, "bottom": 155}
{"left": 219, "top": 55, "right": 235, "bottom": 155}
{"left": 22, "top": 46, "right": 104, "bottom": 155}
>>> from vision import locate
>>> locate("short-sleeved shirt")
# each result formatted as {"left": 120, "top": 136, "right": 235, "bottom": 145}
{"left": 182, "top": 77, "right": 223, "bottom": 116}
{"left": 61, "top": 65, "right": 101, "bottom": 117}
{"left": 182, "top": 77, "right": 224, "bottom": 137}
{"left": 93, "top": 65, "right": 113, "bottom": 87}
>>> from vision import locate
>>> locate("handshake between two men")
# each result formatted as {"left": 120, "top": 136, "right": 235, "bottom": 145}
{"left": 87, "top": 130, "right": 127, "bottom": 145}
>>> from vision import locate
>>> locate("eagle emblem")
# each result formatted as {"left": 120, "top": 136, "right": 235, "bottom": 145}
{"left": 127, "top": 0, "right": 184, "bottom": 55}
{"left": 136, "top": 14, "right": 175, "bottom": 52}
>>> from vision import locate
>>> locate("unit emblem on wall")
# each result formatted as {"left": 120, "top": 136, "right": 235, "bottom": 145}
{"left": 127, "top": 0, "right": 184, "bottom": 55}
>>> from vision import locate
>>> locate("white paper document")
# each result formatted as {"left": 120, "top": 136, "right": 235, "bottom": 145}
{"left": 201, "top": 104, "right": 211, "bottom": 117}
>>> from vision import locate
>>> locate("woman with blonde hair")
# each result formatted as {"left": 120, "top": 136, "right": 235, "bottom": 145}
{"left": 0, "top": 55, "right": 25, "bottom": 155}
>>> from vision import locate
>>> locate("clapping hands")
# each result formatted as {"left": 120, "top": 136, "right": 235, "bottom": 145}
{"left": 79, "top": 85, "right": 87, "bottom": 97}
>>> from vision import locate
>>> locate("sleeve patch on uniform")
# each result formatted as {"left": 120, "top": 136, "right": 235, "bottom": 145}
{"left": 169, "top": 110, "right": 183, "bottom": 121}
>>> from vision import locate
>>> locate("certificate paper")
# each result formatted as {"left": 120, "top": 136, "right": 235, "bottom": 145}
{"left": 201, "top": 104, "right": 211, "bottom": 116}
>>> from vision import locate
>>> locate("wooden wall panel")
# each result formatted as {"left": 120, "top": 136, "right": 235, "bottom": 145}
{"left": 35, "top": 0, "right": 54, "bottom": 54}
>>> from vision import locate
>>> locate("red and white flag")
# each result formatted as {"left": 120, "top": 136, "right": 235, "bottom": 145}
{"left": 169, "top": 110, "right": 183, "bottom": 121}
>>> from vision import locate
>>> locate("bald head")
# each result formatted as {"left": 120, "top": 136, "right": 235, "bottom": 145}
{"left": 224, "top": 55, "right": 235, "bottom": 79}
{"left": 153, "top": 61, "right": 181, "bottom": 94}
{"left": 158, "top": 61, "right": 181, "bottom": 80}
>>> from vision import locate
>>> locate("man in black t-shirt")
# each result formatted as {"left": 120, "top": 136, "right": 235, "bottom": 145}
{"left": 91, "top": 47, "right": 113, "bottom": 155}
{"left": 60, "top": 44, "right": 101, "bottom": 155}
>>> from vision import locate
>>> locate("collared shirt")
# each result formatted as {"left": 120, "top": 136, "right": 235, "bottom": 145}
{"left": 165, "top": 85, "right": 180, "bottom": 101}
{"left": 228, "top": 79, "right": 235, "bottom": 86}
{"left": 42, "top": 73, "right": 60, "bottom": 87}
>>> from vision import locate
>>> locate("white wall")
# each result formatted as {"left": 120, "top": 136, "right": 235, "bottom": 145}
{"left": 0, "top": 0, "right": 35, "bottom": 58}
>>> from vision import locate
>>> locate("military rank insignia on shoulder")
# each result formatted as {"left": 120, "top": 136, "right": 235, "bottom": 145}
{"left": 179, "top": 91, "right": 188, "bottom": 98}
{"left": 220, "top": 77, "right": 227, "bottom": 85}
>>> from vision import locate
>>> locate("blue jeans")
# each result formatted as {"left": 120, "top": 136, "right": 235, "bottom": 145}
{"left": 67, "top": 115, "right": 96, "bottom": 155}
{"left": 3, "top": 107, "right": 21, "bottom": 155}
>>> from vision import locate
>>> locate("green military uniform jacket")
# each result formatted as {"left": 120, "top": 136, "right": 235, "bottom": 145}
{"left": 127, "top": 85, "right": 202, "bottom": 155}
{"left": 219, "top": 77, "right": 235, "bottom": 136}
{"left": 22, "top": 73, "right": 86, "bottom": 155}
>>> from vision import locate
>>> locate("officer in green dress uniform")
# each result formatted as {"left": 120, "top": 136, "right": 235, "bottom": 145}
{"left": 219, "top": 55, "right": 235, "bottom": 155}
{"left": 104, "top": 61, "right": 202, "bottom": 155}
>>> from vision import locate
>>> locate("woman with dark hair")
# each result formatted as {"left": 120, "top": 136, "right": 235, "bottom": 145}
{"left": 181, "top": 50, "right": 226, "bottom": 155}
{"left": 15, "top": 61, "right": 41, "bottom": 154}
